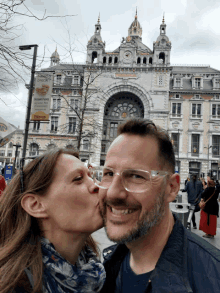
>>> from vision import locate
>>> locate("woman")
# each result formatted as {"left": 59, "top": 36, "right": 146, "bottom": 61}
{"left": 199, "top": 177, "right": 219, "bottom": 238}
{"left": 0, "top": 148, "right": 105, "bottom": 293}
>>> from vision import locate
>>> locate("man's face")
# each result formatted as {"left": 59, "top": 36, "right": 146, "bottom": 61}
{"left": 99, "top": 134, "right": 170, "bottom": 244}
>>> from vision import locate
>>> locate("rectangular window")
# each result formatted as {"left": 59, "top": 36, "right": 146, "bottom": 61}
{"left": 192, "top": 104, "right": 201, "bottom": 118}
{"left": 68, "top": 117, "right": 76, "bottom": 133}
{"left": 70, "top": 99, "right": 78, "bottom": 111}
{"left": 195, "top": 78, "right": 201, "bottom": 88}
{"left": 212, "top": 135, "right": 220, "bottom": 156}
{"left": 101, "top": 144, "right": 106, "bottom": 153}
{"left": 110, "top": 123, "right": 118, "bottom": 138}
{"left": 57, "top": 75, "right": 62, "bottom": 83}
{"left": 176, "top": 78, "right": 181, "bottom": 87}
{"left": 0, "top": 151, "right": 5, "bottom": 156}
{"left": 172, "top": 103, "right": 181, "bottom": 117}
{"left": 53, "top": 98, "right": 61, "bottom": 110}
{"left": 7, "top": 150, "right": 12, "bottom": 157}
{"left": 74, "top": 76, "right": 79, "bottom": 85}
{"left": 83, "top": 139, "right": 89, "bottom": 151}
{"left": 216, "top": 79, "right": 220, "bottom": 88}
{"left": 212, "top": 104, "right": 220, "bottom": 118}
{"left": 191, "top": 134, "right": 200, "bottom": 155}
{"left": 33, "top": 121, "right": 40, "bottom": 130}
{"left": 171, "top": 133, "right": 179, "bottom": 154}
{"left": 158, "top": 75, "right": 163, "bottom": 86}
{"left": 51, "top": 117, "right": 58, "bottom": 132}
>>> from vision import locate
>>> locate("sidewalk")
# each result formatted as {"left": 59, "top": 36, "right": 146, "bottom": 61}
{"left": 179, "top": 191, "right": 220, "bottom": 250}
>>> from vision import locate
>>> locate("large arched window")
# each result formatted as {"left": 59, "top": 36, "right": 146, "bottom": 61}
{"left": 29, "top": 143, "right": 39, "bottom": 157}
{"left": 159, "top": 52, "right": 165, "bottom": 64}
{"left": 111, "top": 102, "right": 139, "bottom": 118}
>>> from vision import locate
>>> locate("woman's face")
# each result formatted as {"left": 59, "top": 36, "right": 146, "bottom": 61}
{"left": 42, "top": 154, "right": 103, "bottom": 234}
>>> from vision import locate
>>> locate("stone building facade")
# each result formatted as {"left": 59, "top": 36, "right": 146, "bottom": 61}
{"left": 20, "top": 13, "right": 220, "bottom": 183}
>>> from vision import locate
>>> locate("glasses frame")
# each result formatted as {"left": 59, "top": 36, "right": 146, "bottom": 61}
{"left": 91, "top": 167, "right": 171, "bottom": 193}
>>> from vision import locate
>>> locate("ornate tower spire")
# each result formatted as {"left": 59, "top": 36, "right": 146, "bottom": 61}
{"left": 98, "top": 12, "right": 100, "bottom": 24}
{"left": 162, "top": 13, "right": 165, "bottom": 24}
{"left": 128, "top": 9, "right": 142, "bottom": 39}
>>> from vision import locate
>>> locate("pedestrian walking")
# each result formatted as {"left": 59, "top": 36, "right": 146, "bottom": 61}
{"left": 182, "top": 174, "right": 203, "bottom": 229}
{"left": 184, "top": 177, "right": 190, "bottom": 186}
{"left": 199, "top": 177, "right": 219, "bottom": 238}
{"left": 0, "top": 148, "right": 106, "bottom": 293}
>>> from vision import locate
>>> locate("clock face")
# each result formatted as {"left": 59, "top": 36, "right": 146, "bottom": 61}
{"left": 124, "top": 51, "right": 132, "bottom": 59}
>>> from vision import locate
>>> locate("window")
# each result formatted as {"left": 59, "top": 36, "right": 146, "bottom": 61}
{"left": 66, "top": 145, "right": 74, "bottom": 149}
{"left": 70, "top": 99, "right": 78, "bottom": 111}
{"left": 158, "top": 75, "right": 163, "bottom": 86}
{"left": 51, "top": 117, "right": 58, "bottom": 132}
{"left": 172, "top": 103, "right": 181, "bottom": 117}
{"left": 212, "top": 136, "right": 220, "bottom": 156}
{"left": 9, "top": 142, "right": 13, "bottom": 148}
{"left": 74, "top": 76, "right": 79, "bottom": 85}
{"left": 171, "top": 133, "right": 179, "bottom": 154}
{"left": 216, "top": 79, "right": 220, "bottom": 88}
{"left": 191, "top": 134, "right": 200, "bottom": 155}
{"left": 103, "top": 123, "right": 107, "bottom": 137}
{"left": 68, "top": 117, "right": 76, "bottom": 133}
{"left": 83, "top": 139, "right": 89, "bottom": 151}
{"left": 195, "top": 78, "right": 201, "bottom": 88}
{"left": 33, "top": 121, "right": 40, "bottom": 130}
{"left": 176, "top": 78, "right": 181, "bottom": 87}
{"left": 7, "top": 150, "right": 12, "bottom": 157}
{"left": 143, "top": 57, "right": 146, "bottom": 64}
{"left": 212, "top": 104, "right": 220, "bottom": 118}
{"left": 53, "top": 98, "right": 61, "bottom": 110}
{"left": 110, "top": 122, "right": 118, "bottom": 138}
{"left": 101, "top": 144, "right": 106, "bottom": 153}
{"left": 29, "top": 143, "right": 39, "bottom": 157}
{"left": 0, "top": 151, "right": 5, "bottom": 157}
{"left": 175, "top": 94, "right": 180, "bottom": 99}
{"left": 56, "top": 75, "right": 62, "bottom": 83}
{"left": 192, "top": 104, "right": 201, "bottom": 118}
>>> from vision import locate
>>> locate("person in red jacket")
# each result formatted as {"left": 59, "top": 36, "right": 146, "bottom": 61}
{"left": 0, "top": 174, "right": 6, "bottom": 196}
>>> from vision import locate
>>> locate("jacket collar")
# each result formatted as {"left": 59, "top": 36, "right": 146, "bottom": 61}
{"left": 103, "top": 214, "right": 193, "bottom": 293}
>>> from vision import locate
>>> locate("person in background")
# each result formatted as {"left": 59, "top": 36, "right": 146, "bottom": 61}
{"left": 182, "top": 174, "right": 203, "bottom": 229}
{"left": 200, "top": 178, "right": 207, "bottom": 190}
{"left": 184, "top": 177, "right": 190, "bottom": 186}
{"left": 215, "top": 180, "right": 220, "bottom": 202}
{"left": 0, "top": 174, "right": 6, "bottom": 196}
{"left": 0, "top": 148, "right": 105, "bottom": 293}
{"left": 199, "top": 177, "right": 219, "bottom": 238}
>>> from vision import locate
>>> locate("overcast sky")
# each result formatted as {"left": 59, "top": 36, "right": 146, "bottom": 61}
{"left": 2, "top": 0, "right": 220, "bottom": 128}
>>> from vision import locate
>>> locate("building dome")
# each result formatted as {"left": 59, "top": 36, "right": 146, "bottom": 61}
{"left": 50, "top": 47, "right": 60, "bottom": 66}
{"left": 128, "top": 10, "right": 142, "bottom": 39}
{"left": 51, "top": 48, "right": 59, "bottom": 59}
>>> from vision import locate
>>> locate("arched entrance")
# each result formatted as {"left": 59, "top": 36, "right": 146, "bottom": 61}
{"left": 100, "top": 92, "right": 144, "bottom": 165}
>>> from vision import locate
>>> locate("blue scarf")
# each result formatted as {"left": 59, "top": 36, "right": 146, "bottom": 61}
{"left": 41, "top": 238, "right": 106, "bottom": 293}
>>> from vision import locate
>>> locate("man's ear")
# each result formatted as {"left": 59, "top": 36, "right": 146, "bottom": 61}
{"left": 165, "top": 174, "right": 180, "bottom": 203}
{"left": 21, "top": 193, "right": 48, "bottom": 219}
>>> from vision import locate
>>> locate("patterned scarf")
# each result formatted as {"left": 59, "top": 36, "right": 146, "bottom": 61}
{"left": 41, "top": 238, "right": 106, "bottom": 293}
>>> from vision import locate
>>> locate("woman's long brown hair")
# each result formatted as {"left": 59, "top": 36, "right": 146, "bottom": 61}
{"left": 0, "top": 148, "right": 99, "bottom": 293}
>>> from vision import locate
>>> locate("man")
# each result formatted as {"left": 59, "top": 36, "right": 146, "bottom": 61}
{"left": 97, "top": 119, "right": 220, "bottom": 293}
{"left": 182, "top": 174, "right": 203, "bottom": 229}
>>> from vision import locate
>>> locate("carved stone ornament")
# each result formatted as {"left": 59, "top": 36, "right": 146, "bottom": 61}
{"left": 192, "top": 122, "right": 200, "bottom": 130}
{"left": 172, "top": 121, "right": 179, "bottom": 129}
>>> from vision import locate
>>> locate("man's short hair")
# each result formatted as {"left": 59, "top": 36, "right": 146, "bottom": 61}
{"left": 117, "top": 118, "right": 175, "bottom": 173}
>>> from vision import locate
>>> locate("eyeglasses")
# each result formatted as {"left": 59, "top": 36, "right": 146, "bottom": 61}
{"left": 20, "top": 156, "right": 44, "bottom": 194}
{"left": 90, "top": 167, "right": 171, "bottom": 193}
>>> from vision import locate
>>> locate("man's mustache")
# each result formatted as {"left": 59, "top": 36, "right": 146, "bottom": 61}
{"left": 102, "top": 198, "right": 141, "bottom": 209}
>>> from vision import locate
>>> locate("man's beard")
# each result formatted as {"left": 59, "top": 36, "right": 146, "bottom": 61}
{"left": 101, "top": 190, "right": 166, "bottom": 244}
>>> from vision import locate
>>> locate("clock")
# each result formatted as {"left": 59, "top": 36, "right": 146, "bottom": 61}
{"left": 124, "top": 51, "right": 132, "bottom": 59}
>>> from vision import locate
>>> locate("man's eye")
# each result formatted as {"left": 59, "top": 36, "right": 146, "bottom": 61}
{"left": 73, "top": 176, "right": 83, "bottom": 182}
{"left": 103, "top": 171, "right": 114, "bottom": 177}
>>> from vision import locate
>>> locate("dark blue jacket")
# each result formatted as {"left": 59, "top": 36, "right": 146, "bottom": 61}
{"left": 182, "top": 180, "right": 203, "bottom": 204}
{"left": 101, "top": 214, "right": 220, "bottom": 293}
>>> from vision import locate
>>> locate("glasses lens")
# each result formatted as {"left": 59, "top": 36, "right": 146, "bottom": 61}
{"left": 122, "top": 169, "right": 151, "bottom": 192}
{"left": 91, "top": 167, "right": 111, "bottom": 189}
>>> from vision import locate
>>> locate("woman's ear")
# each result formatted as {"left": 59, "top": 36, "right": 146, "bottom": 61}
{"left": 165, "top": 173, "right": 180, "bottom": 203}
{"left": 21, "top": 193, "right": 48, "bottom": 219}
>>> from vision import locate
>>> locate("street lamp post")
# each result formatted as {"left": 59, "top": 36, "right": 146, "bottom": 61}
{"left": 205, "top": 144, "right": 212, "bottom": 177}
{"left": 12, "top": 143, "right": 21, "bottom": 176}
{"left": 19, "top": 44, "right": 38, "bottom": 167}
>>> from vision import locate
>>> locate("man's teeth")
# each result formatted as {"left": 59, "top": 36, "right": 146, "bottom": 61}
{"left": 111, "top": 207, "right": 134, "bottom": 215}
